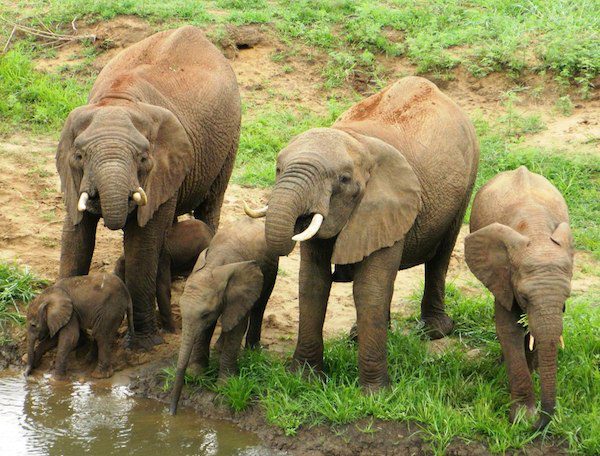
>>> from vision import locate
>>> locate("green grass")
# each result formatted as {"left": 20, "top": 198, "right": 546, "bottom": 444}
{"left": 0, "top": 262, "right": 46, "bottom": 343}
{"left": 164, "top": 285, "right": 599, "bottom": 454}
{"left": 0, "top": 47, "right": 88, "bottom": 134}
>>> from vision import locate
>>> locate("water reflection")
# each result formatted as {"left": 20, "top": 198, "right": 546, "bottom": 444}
{"left": 0, "top": 372, "right": 270, "bottom": 456}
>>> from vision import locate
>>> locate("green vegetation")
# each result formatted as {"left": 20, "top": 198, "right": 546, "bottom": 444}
{"left": 0, "top": 262, "right": 46, "bottom": 342}
{"left": 0, "top": 47, "right": 87, "bottom": 134}
{"left": 164, "top": 285, "right": 599, "bottom": 454}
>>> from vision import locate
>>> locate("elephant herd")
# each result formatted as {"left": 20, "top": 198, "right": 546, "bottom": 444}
{"left": 23, "top": 26, "right": 574, "bottom": 432}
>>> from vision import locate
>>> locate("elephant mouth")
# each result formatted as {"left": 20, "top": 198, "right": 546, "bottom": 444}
{"left": 294, "top": 214, "right": 314, "bottom": 234}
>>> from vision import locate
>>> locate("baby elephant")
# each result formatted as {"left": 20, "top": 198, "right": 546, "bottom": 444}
{"left": 170, "top": 219, "right": 278, "bottom": 414}
{"left": 465, "top": 166, "right": 573, "bottom": 431}
{"left": 115, "top": 219, "right": 214, "bottom": 332}
{"left": 25, "top": 273, "right": 134, "bottom": 380}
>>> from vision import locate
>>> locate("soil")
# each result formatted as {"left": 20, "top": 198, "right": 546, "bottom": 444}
{"left": 0, "top": 17, "right": 597, "bottom": 455}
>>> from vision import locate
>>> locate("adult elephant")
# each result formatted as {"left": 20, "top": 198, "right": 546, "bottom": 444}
{"left": 246, "top": 77, "right": 479, "bottom": 389}
{"left": 56, "top": 26, "right": 241, "bottom": 348}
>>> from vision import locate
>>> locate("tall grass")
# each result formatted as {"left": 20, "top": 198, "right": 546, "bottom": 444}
{"left": 164, "top": 285, "right": 599, "bottom": 454}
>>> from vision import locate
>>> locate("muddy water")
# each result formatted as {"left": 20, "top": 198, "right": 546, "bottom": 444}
{"left": 0, "top": 372, "right": 271, "bottom": 456}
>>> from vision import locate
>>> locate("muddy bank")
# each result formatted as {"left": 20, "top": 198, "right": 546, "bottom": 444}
{"left": 128, "top": 359, "right": 567, "bottom": 456}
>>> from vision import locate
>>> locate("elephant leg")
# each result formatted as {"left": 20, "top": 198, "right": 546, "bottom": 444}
{"left": 124, "top": 197, "right": 177, "bottom": 349}
{"left": 420, "top": 212, "right": 464, "bottom": 339}
{"left": 353, "top": 241, "right": 403, "bottom": 391}
{"left": 114, "top": 256, "right": 126, "bottom": 281}
{"left": 91, "top": 337, "right": 114, "bottom": 379}
{"left": 245, "top": 268, "right": 276, "bottom": 349}
{"left": 495, "top": 300, "right": 535, "bottom": 421}
{"left": 292, "top": 239, "right": 334, "bottom": 375}
{"left": 156, "top": 251, "right": 175, "bottom": 333}
{"left": 58, "top": 213, "right": 99, "bottom": 277}
{"left": 218, "top": 316, "right": 249, "bottom": 381}
{"left": 188, "top": 321, "right": 217, "bottom": 377}
{"left": 193, "top": 149, "right": 235, "bottom": 232}
{"left": 53, "top": 319, "right": 79, "bottom": 380}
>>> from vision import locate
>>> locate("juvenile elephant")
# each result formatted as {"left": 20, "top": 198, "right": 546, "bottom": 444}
{"left": 246, "top": 77, "right": 479, "bottom": 390}
{"left": 115, "top": 218, "right": 214, "bottom": 332}
{"left": 170, "top": 219, "right": 278, "bottom": 414}
{"left": 25, "top": 273, "right": 134, "bottom": 380}
{"left": 56, "top": 26, "right": 241, "bottom": 348}
{"left": 465, "top": 166, "right": 573, "bottom": 430}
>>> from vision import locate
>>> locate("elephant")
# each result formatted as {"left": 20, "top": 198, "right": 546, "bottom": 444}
{"left": 115, "top": 218, "right": 214, "bottom": 332}
{"left": 170, "top": 219, "right": 278, "bottom": 414}
{"left": 25, "top": 273, "right": 134, "bottom": 380}
{"left": 245, "top": 76, "right": 479, "bottom": 390}
{"left": 465, "top": 166, "right": 573, "bottom": 430}
{"left": 55, "top": 26, "right": 241, "bottom": 349}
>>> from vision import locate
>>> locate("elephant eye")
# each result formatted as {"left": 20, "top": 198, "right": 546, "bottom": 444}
{"left": 339, "top": 174, "right": 351, "bottom": 184}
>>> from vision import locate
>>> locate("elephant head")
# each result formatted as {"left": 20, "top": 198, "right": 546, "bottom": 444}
{"left": 245, "top": 128, "right": 422, "bottom": 264}
{"left": 465, "top": 222, "right": 574, "bottom": 429}
{"left": 25, "top": 288, "right": 74, "bottom": 375}
{"left": 56, "top": 102, "right": 194, "bottom": 230}
{"left": 170, "top": 252, "right": 263, "bottom": 414}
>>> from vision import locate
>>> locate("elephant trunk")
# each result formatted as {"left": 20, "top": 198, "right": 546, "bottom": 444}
{"left": 266, "top": 174, "right": 315, "bottom": 256}
{"left": 92, "top": 153, "right": 136, "bottom": 230}
{"left": 170, "top": 322, "right": 195, "bottom": 415}
{"left": 24, "top": 334, "right": 36, "bottom": 376}
{"left": 529, "top": 306, "right": 563, "bottom": 431}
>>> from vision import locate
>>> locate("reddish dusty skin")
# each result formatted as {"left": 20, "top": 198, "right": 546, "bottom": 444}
{"left": 465, "top": 166, "right": 573, "bottom": 430}
{"left": 56, "top": 26, "right": 241, "bottom": 349}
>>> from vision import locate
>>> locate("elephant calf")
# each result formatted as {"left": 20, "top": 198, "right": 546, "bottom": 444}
{"left": 25, "top": 273, "right": 134, "bottom": 380}
{"left": 115, "top": 219, "right": 214, "bottom": 332}
{"left": 465, "top": 166, "right": 573, "bottom": 430}
{"left": 170, "top": 219, "right": 278, "bottom": 414}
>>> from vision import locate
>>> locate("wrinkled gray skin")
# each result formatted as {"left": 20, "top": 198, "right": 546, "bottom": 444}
{"left": 262, "top": 77, "right": 479, "bottom": 390}
{"left": 56, "top": 26, "right": 240, "bottom": 349}
{"left": 25, "top": 273, "right": 134, "bottom": 380}
{"left": 115, "top": 218, "right": 214, "bottom": 332}
{"left": 465, "top": 166, "right": 574, "bottom": 431}
{"left": 170, "top": 219, "right": 278, "bottom": 414}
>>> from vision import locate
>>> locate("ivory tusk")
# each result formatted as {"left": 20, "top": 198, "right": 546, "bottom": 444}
{"left": 559, "top": 335, "right": 564, "bottom": 349}
{"left": 77, "top": 192, "right": 89, "bottom": 212}
{"left": 292, "top": 213, "right": 324, "bottom": 242}
{"left": 243, "top": 201, "right": 268, "bottom": 218}
{"left": 133, "top": 187, "right": 148, "bottom": 206}
{"left": 529, "top": 334, "right": 535, "bottom": 351}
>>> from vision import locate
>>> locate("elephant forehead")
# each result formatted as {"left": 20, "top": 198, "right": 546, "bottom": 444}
{"left": 280, "top": 128, "right": 357, "bottom": 167}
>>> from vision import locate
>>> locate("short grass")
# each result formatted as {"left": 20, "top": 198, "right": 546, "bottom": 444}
{"left": 0, "top": 262, "right": 46, "bottom": 343}
{"left": 3, "top": 1, "right": 598, "bottom": 90}
{"left": 164, "top": 285, "right": 599, "bottom": 454}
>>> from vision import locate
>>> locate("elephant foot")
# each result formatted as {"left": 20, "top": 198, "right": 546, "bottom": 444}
{"left": 23, "top": 366, "right": 33, "bottom": 377}
{"left": 91, "top": 367, "right": 114, "bottom": 379}
{"left": 509, "top": 401, "right": 536, "bottom": 424}
{"left": 186, "top": 362, "right": 207, "bottom": 378}
{"left": 360, "top": 379, "right": 389, "bottom": 394}
{"left": 159, "top": 316, "right": 177, "bottom": 334}
{"left": 348, "top": 323, "right": 358, "bottom": 343}
{"left": 332, "top": 264, "right": 354, "bottom": 283}
{"left": 217, "top": 367, "right": 237, "bottom": 385}
{"left": 126, "top": 332, "right": 164, "bottom": 351}
{"left": 289, "top": 357, "right": 324, "bottom": 380}
{"left": 533, "top": 412, "right": 552, "bottom": 432}
{"left": 421, "top": 313, "right": 454, "bottom": 340}
{"left": 52, "top": 370, "right": 68, "bottom": 382}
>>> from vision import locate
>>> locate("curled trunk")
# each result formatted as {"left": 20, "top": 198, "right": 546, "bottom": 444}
{"left": 265, "top": 180, "right": 309, "bottom": 256}
{"left": 93, "top": 159, "right": 134, "bottom": 230}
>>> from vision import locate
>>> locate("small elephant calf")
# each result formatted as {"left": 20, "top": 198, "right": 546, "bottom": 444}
{"left": 25, "top": 273, "right": 134, "bottom": 380}
{"left": 465, "top": 166, "right": 573, "bottom": 430}
{"left": 115, "top": 218, "right": 214, "bottom": 332}
{"left": 170, "top": 218, "right": 278, "bottom": 414}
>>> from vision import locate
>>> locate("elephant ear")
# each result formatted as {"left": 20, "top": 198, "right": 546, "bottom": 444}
{"left": 56, "top": 106, "right": 93, "bottom": 226}
{"left": 212, "top": 261, "right": 263, "bottom": 332}
{"left": 136, "top": 103, "right": 194, "bottom": 227}
{"left": 464, "top": 223, "right": 530, "bottom": 311}
{"left": 332, "top": 135, "right": 422, "bottom": 265}
{"left": 38, "top": 294, "right": 74, "bottom": 338}
{"left": 550, "top": 222, "right": 573, "bottom": 251}
{"left": 192, "top": 248, "right": 209, "bottom": 273}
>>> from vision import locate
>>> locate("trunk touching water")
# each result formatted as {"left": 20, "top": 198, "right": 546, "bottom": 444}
{"left": 25, "top": 335, "right": 36, "bottom": 375}
{"left": 170, "top": 324, "right": 196, "bottom": 415}
{"left": 265, "top": 179, "right": 311, "bottom": 256}
{"left": 93, "top": 158, "right": 134, "bottom": 230}
{"left": 529, "top": 305, "right": 563, "bottom": 430}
